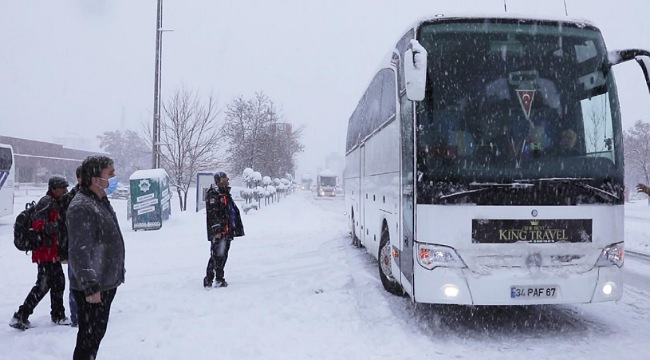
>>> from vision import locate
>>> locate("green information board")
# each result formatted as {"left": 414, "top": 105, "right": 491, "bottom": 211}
{"left": 129, "top": 169, "right": 172, "bottom": 231}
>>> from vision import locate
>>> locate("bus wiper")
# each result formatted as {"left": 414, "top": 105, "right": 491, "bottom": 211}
{"left": 515, "top": 178, "right": 619, "bottom": 201}
{"left": 439, "top": 182, "right": 534, "bottom": 201}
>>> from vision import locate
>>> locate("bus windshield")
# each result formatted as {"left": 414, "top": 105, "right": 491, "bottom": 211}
{"left": 0, "top": 147, "right": 12, "bottom": 172}
{"left": 415, "top": 19, "right": 622, "bottom": 205}
{"left": 319, "top": 176, "right": 336, "bottom": 187}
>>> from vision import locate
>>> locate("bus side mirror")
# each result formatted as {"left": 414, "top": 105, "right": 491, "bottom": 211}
{"left": 404, "top": 40, "right": 428, "bottom": 101}
{"left": 636, "top": 56, "right": 650, "bottom": 94}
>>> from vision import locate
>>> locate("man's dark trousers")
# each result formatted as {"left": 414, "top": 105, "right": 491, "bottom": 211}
{"left": 206, "top": 236, "right": 233, "bottom": 281}
{"left": 71, "top": 288, "right": 117, "bottom": 360}
{"left": 16, "top": 262, "right": 66, "bottom": 321}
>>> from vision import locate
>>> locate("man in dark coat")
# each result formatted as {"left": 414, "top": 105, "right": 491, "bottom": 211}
{"left": 9, "top": 174, "right": 71, "bottom": 330}
{"left": 67, "top": 156, "right": 125, "bottom": 360}
{"left": 204, "top": 171, "right": 244, "bottom": 288}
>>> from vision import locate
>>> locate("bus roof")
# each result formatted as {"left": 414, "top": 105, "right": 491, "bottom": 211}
{"left": 373, "top": 12, "right": 600, "bottom": 79}
{"left": 319, "top": 169, "right": 336, "bottom": 177}
{"left": 404, "top": 12, "right": 597, "bottom": 33}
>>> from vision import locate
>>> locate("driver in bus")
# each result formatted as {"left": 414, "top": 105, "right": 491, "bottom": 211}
{"left": 548, "top": 128, "right": 580, "bottom": 156}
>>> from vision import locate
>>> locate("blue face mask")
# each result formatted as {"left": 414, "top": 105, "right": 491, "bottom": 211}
{"left": 102, "top": 176, "right": 119, "bottom": 195}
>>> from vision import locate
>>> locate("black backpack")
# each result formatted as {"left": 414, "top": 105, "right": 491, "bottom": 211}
{"left": 13, "top": 201, "right": 42, "bottom": 252}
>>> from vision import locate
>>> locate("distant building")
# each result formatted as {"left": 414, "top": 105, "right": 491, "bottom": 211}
{"left": 52, "top": 133, "right": 99, "bottom": 152}
{"left": 273, "top": 123, "right": 292, "bottom": 137}
{"left": 0, "top": 136, "right": 105, "bottom": 184}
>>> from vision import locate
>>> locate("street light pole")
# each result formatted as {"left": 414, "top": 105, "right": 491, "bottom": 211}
{"left": 152, "top": 0, "right": 163, "bottom": 169}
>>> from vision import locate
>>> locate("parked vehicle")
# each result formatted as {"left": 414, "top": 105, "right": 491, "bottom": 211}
{"left": 111, "top": 185, "right": 130, "bottom": 200}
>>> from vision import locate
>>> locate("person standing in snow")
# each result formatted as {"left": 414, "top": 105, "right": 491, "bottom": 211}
{"left": 9, "top": 174, "right": 72, "bottom": 330}
{"left": 59, "top": 165, "right": 82, "bottom": 327}
{"left": 204, "top": 171, "right": 245, "bottom": 288}
{"left": 66, "top": 155, "right": 125, "bottom": 360}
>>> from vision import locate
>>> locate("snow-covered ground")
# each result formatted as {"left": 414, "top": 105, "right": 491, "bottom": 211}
{"left": 0, "top": 188, "right": 649, "bottom": 360}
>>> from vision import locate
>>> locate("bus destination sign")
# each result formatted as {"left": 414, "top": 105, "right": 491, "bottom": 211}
{"left": 472, "top": 219, "right": 592, "bottom": 244}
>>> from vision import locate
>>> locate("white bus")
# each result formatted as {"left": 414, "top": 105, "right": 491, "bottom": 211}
{"left": 344, "top": 14, "right": 650, "bottom": 305}
{"left": 0, "top": 144, "right": 15, "bottom": 218}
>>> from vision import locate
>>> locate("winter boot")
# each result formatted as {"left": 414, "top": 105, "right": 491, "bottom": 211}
{"left": 52, "top": 316, "right": 72, "bottom": 326}
{"left": 215, "top": 279, "right": 228, "bottom": 288}
{"left": 203, "top": 277, "right": 213, "bottom": 288}
{"left": 9, "top": 313, "right": 30, "bottom": 331}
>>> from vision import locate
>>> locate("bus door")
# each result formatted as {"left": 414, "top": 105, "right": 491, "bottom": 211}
{"left": 399, "top": 97, "right": 415, "bottom": 294}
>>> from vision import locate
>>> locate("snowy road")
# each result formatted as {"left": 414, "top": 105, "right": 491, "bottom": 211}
{"left": 0, "top": 190, "right": 649, "bottom": 359}
{"left": 283, "top": 194, "right": 650, "bottom": 360}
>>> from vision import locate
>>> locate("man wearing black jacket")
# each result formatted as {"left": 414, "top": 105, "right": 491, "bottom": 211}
{"left": 67, "top": 156, "right": 125, "bottom": 360}
{"left": 204, "top": 171, "right": 244, "bottom": 288}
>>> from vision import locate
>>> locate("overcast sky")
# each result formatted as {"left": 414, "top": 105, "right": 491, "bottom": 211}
{"left": 1, "top": 0, "right": 649, "bottom": 176}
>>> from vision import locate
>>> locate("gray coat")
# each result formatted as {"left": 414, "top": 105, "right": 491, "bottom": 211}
{"left": 66, "top": 187, "right": 125, "bottom": 296}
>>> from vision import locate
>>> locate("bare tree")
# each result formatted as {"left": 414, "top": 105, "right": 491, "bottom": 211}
{"left": 624, "top": 120, "right": 650, "bottom": 187}
{"left": 144, "top": 87, "right": 224, "bottom": 211}
{"left": 585, "top": 96, "right": 608, "bottom": 153}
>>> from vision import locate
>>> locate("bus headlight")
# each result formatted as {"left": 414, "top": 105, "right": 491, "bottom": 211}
{"left": 602, "top": 282, "right": 616, "bottom": 295}
{"left": 595, "top": 242, "right": 624, "bottom": 268}
{"left": 416, "top": 243, "right": 466, "bottom": 270}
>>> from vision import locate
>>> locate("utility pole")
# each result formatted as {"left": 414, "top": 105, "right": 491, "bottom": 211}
{"left": 152, "top": 0, "right": 163, "bottom": 169}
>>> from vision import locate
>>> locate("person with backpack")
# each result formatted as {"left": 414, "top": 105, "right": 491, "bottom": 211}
{"left": 67, "top": 155, "right": 125, "bottom": 360}
{"left": 9, "top": 174, "right": 72, "bottom": 330}
{"left": 13, "top": 201, "right": 40, "bottom": 252}
{"left": 203, "top": 171, "right": 245, "bottom": 288}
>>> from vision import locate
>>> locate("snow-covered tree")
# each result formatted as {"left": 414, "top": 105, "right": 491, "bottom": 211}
{"left": 97, "top": 129, "right": 150, "bottom": 182}
{"left": 221, "top": 92, "right": 304, "bottom": 178}
{"left": 624, "top": 120, "right": 650, "bottom": 189}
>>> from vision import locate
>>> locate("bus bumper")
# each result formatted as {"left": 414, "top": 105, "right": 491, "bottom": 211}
{"left": 412, "top": 265, "right": 623, "bottom": 305}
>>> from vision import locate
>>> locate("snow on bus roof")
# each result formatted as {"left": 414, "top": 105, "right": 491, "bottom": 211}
{"left": 373, "top": 12, "right": 598, "bottom": 79}
{"left": 129, "top": 168, "right": 169, "bottom": 180}
{"left": 407, "top": 12, "right": 595, "bottom": 29}
{"left": 319, "top": 169, "right": 336, "bottom": 177}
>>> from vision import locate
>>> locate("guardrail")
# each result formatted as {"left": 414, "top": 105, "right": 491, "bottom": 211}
{"left": 627, "top": 250, "right": 650, "bottom": 261}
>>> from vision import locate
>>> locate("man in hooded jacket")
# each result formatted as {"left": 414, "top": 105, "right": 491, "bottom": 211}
{"left": 204, "top": 171, "right": 244, "bottom": 288}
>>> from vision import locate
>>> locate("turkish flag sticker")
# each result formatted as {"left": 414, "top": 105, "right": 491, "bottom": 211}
{"left": 516, "top": 89, "right": 536, "bottom": 120}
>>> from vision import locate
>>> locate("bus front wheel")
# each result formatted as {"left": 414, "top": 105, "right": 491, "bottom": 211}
{"left": 378, "top": 226, "right": 404, "bottom": 296}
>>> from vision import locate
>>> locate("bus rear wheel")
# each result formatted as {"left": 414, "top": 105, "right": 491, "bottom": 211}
{"left": 378, "top": 226, "right": 403, "bottom": 296}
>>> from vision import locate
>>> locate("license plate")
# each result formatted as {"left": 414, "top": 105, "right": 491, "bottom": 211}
{"left": 510, "top": 286, "right": 557, "bottom": 299}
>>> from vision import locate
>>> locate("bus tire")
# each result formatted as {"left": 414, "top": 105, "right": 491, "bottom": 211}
{"left": 351, "top": 209, "right": 361, "bottom": 248}
{"left": 378, "top": 225, "right": 404, "bottom": 296}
